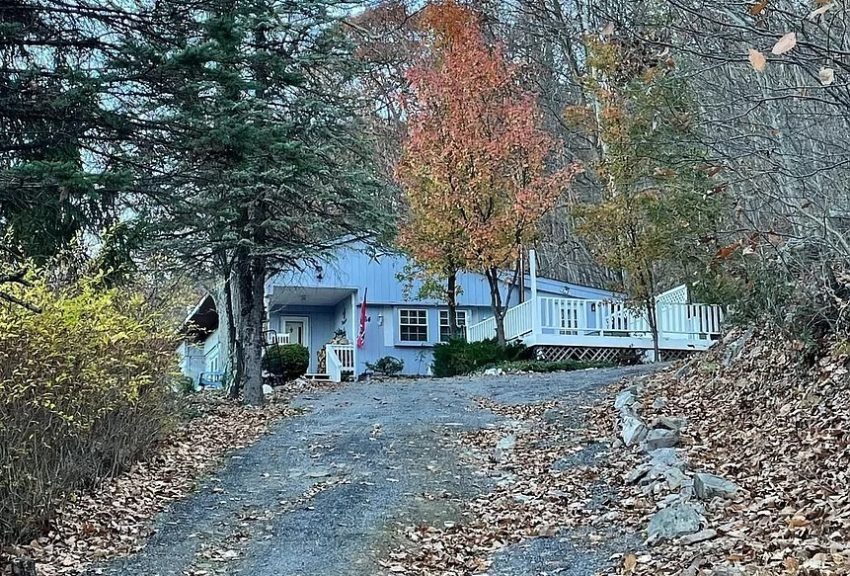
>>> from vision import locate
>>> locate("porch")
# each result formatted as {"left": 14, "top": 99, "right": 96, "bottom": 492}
{"left": 465, "top": 253, "right": 725, "bottom": 360}
{"left": 264, "top": 285, "right": 358, "bottom": 382}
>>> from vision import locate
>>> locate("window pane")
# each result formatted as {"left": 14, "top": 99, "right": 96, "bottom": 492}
{"left": 399, "top": 309, "right": 428, "bottom": 342}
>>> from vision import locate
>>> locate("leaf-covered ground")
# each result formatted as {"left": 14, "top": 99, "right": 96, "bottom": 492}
{"left": 590, "top": 330, "right": 850, "bottom": 576}
{"left": 2, "top": 367, "right": 654, "bottom": 576}
{"left": 1, "top": 388, "right": 308, "bottom": 575}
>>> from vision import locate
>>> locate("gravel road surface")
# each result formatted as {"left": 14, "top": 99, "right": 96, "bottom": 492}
{"left": 97, "top": 366, "right": 653, "bottom": 576}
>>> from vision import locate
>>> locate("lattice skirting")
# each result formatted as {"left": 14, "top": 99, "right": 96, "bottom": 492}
{"left": 534, "top": 345, "right": 697, "bottom": 365}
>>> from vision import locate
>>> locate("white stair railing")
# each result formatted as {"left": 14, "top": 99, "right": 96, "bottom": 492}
{"left": 326, "top": 344, "right": 355, "bottom": 382}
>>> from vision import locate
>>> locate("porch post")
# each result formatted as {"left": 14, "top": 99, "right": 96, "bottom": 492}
{"left": 350, "top": 291, "right": 358, "bottom": 379}
{"left": 529, "top": 249, "right": 540, "bottom": 340}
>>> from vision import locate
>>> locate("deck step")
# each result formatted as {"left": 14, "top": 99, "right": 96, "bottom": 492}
{"left": 304, "top": 373, "right": 331, "bottom": 380}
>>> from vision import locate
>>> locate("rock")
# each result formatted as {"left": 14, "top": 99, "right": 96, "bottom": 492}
{"left": 649, "top": 448, "right": 682, "bottom": 469}
{"left": 646, "top": 502, "right": 705, "bottom": 544}
{"left": 492, "top": 434, "right": 516, "bottom": 463}
{"left": 262, "top": 383, "right": 274, "bottom": 395}
{"left": 722, "top": 329, "right": 753, "bottom": 368}
{"left": 710, "top": 567, "right": 743, "bottom": 576}
{"left": 614, "top": 389, "right": 637, "bottom": 410}
{"left": 653, "top": 415, "right": 688, "bottom": 432}
{"left": 652, "top": 396, "right": 668, "bottom": 410}
{"left": 674, "top": 364, "right": 693, "bottom": 381}
{"left": 643, "top": 428, "right": 679, "bottom": 451}
{"left": 483, "top": 367, "right": 505, "bottom": 376}
{"left": 664, "top": 467, "right": 688, "bottom": 490}
{"left": 621, "top": 415, "right": 648, "bottom": 447}
{"left": 680, "top": 528, "right": 718, "bottom": 546}
{"left": 694, "top": 473, "right": 739, "bottom": 500}
{"left": 626, "top": 464, "right": 652, "bottom": 484}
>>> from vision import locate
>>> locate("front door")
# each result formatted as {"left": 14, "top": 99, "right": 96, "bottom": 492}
{"left": 281, "top": 316, "right": 310, "bottom": 350}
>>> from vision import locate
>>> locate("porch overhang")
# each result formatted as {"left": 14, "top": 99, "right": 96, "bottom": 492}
{"left": 267, "top": 286, "right": 356, "bottom": 311}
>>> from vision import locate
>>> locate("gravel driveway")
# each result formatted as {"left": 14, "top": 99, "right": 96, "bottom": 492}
{"left": 95, "top": 366, "right": 653, "bottom": 576}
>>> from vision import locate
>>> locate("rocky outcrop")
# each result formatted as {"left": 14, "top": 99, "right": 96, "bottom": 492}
{"left": 614, "top": 376, "right": 742, "bottom": 548}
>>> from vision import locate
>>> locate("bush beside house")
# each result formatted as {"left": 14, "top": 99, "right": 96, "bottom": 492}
{"left": 432, "top": 338, "right": 532, "bottom": 377}
{"left": 262, "top": 343, "right": 309, "bottom": 381}
{"left": 0, "top": 276, "right": 179, "bottom": 546}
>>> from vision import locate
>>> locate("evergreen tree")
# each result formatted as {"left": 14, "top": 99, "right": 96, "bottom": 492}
{"left": 115, "top": 0, "right": 391, "bottom": 404}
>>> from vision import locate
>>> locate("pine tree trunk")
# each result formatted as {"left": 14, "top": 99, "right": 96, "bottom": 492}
{"left": 446, "top": 270, "right": 458, "bottom": 339}
{"left": 222, "top": 274, "right": 243, "bottom": 399}
{"left": 485, "top": 267, "right": 507, "bottom": 346}
{"left": 235, "top": 252, "right": 266, "bottom": 406}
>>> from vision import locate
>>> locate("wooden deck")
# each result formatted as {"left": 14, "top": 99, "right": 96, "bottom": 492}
{"left": 466, "top": 291, "right": 724, "bottom": 355}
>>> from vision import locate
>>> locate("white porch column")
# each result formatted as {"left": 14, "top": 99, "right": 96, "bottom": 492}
{"left": 350, "top": 291, "right": 358, "bottom": 379}
{"left": 529, "top": 249, "right": 540, "bottom": 339}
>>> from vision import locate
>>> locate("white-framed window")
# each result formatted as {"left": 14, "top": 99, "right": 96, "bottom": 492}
{"left": 439, "top": 310, "right": 468, "bottom": 342}
{"left": 398, "top": 309, "right": 428, "bottom": 342}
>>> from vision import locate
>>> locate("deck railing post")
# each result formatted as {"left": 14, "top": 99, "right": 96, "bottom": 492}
{"left": 529, "top": 249, "right": 540, "bottom": 339}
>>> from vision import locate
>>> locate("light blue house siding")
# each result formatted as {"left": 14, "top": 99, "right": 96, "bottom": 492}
{"left": 262, "top": 244, "right": 616, "bottom": 377}
{"left": 178, "top": 243, "right": 616, "bottom": 382}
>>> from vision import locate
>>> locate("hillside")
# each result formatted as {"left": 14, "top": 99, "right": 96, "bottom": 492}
{"left": 597, "top": 330, "right": 850, "bottom": 575}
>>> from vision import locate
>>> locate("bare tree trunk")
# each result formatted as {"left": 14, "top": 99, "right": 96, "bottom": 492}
{"left": 485, "top": 267, "right": 507, "bottom": 346}
{"left": 645, "top": 295, "right": 660, "bottom": 363}
{"left": 446, "top": 270, "right": 459, "bottom": 339}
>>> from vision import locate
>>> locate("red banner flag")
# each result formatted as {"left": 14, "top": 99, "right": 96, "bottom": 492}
{"left": 356, "top": 288, "right": 367, "bottom": 348}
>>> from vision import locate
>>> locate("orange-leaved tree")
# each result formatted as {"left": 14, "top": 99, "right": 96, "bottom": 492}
{"left": 396, "top": 0, "right": 577, "bottom": 345}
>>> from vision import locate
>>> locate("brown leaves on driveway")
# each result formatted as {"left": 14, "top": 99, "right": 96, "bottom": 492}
{"left": 382, "top": 397, "right": 618, "bottom": 575}
{"left": 2, "top": 390, "right": 304, "bottom": 576}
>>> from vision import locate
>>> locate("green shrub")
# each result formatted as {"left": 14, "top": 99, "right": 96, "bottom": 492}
{"left": 0, "top": 273, "right": 178, "bottom": 545}
{"left": 262, "top": 344, "right": 309, "bottom": 381}
{"left": 432, "top": 338, "right": 531, "bottom": 377}
{"left": 366, "top": 356, "right": 405, "bottom": 376}
{"left": 497, "top": 359, "right": 613, "bottom": 373}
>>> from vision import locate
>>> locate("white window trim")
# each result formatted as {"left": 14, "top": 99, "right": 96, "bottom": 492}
{"left": 398, "top": 308, "right": 429, "bottom": 342}
{"left": 439, "top": 309, "right": 468, "bottom": 341}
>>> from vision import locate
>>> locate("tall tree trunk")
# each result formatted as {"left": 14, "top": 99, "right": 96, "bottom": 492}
{"left": 446, "top": 269, "right": 458, "bottom": 339}
{"left": 485, "top": 267, "right": 506, "bottom": 346}
{"left": 222, "top": 271, "right": 243, "bottom": 399}
{"left": 235, "top": 251, "right": 266, "bottom": 406}
{"left": 645, "top": 295, "right": 660, "bottom": 363}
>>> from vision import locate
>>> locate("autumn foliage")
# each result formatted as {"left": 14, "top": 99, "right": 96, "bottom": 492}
{"left": 396, "top": 1, "right": 577, "bottom": 343}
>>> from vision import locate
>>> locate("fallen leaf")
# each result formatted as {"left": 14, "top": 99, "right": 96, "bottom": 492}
{"left": 784, "top": 556, "right": 800, "bottom": 572}
{"left": 808, "top": 3, "right": 833, "bottom": 20}
{"left": 819, "top": 67, "right": 835, "bottom": 86}
{"left": 772, "top": 32, "right": 797, "bottom": 55}
{"left": 624, "top": 553, "right": 638, "bottom": 573}
{"left": 750, "top": 0, "right": 769, "bottom": 16}
{"left": 749, "top": 48, "right": 767, "bottom": 72}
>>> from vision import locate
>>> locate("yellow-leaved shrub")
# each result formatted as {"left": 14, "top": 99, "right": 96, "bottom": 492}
{"left": 0, "top": 274, "right": 179, "bottom": 544}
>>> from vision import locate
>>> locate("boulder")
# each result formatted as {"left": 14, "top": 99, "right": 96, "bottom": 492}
{"left": 652, "top": 396, "right": 668, "bottom": 410}
{"left": 664, "top": 467, "right": 689, "bottom": 490}
{"left": 626, "top": 463, "right": 652, "bottom": 484}
{"left": 614, "top": 389, "right": 637, "bottom": 410}
{"left": 643, "top": 428, "right": 679, "bottom": 451}
{"left": 722, "top": 329, "right": 753, "bottom": 368}
{"left": 483, "top": 367, "right": 505, "bottom": 376}
{"left": 621, "top": 415, "right": 648, "bottom": 447}
{"left": 646, "top": 502, "right": 705, "bottom": 544}
{"left": 694, "top": 473, "right": 739, "bottom": 500}
{"left": 492, "top": 434, "right": 517, "bottom": 463}
{"left": 262, "top": 383, "right": 274, "bottom": 395}
{"left": 680, "top": 528, "right": 718, "bottom": 546}
{"left": 649, "top": 448, "right": 682, "bottom": 469}
{"left": 653, "top": 415, "right": 688, "bottom": 432}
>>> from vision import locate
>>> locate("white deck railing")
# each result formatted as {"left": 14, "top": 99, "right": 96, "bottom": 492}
{"left": 466, "top": 296, "right": 725, "bottom": 351}
{"left": 326, "top": 344, "right": 355, "bottom": 382}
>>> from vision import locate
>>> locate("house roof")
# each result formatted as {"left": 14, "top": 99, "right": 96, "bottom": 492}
{"left": 178, "top": 293, "right": 219, "bottom": 343}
